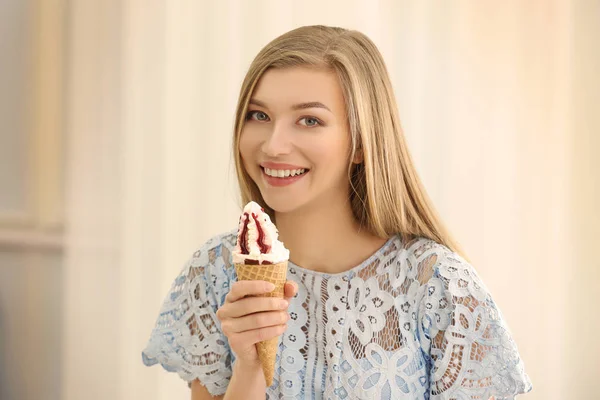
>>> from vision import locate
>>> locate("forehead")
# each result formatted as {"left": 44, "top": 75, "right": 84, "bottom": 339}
{"left": 251, "top": 67, "right": 345, "bottom": 113}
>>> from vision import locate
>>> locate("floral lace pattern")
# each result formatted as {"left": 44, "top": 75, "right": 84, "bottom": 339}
{"left": 142, "top": 231, "right": 532, "bottom": 399}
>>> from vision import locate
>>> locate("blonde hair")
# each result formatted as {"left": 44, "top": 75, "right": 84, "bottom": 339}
{"left": 233, "top": 25, "right": 468, "bottom": 259}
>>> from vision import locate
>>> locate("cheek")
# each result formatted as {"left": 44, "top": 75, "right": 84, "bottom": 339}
{"left": 308, "top": 135, "right": 352, "bottom": 187}
{"left": 239, "top": 129, "right": 259, "bottom": 159}
{"left": 239, "top": 129, "right": 251, "bottom": 156}
{"left": 239, "top": 128, "right": 265, "bottom": 179}
{"left": 308, "top": 135, "right": 351, "bottom": 171}
{"left": 238, "top": 131, "right": 252, "bottom": 171}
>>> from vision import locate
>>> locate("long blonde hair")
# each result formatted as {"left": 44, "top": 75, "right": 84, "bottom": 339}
{"left": 233, "top": 25, "right": 468, "bottom": 259}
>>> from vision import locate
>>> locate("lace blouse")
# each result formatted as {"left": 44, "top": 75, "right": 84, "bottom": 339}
{"left": 142, "top": 230, "right": 532, "bottom": 399}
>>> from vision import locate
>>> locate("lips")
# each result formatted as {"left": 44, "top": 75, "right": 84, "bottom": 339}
{"left": 260, "top": 165, "right": 309, "bottom": 187}
{"left": 260, "top": 161, "right": 309, "bottom": 171}
{"left": 263, "top": 167, "right": 307, "bottom": 178}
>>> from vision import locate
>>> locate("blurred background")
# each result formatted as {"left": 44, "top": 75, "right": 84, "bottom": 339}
{"left": 1, "top": 0, "right": 598, "bottom": 399}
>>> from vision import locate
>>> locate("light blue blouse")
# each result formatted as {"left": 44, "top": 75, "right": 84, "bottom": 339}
{"left": 142, "top": 231, "right": 532, "bottom": 399}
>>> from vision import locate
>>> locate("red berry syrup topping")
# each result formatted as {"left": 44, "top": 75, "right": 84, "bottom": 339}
{"left": 239, "top": 213, "right": 249, "bottom": 254}
{"left": 252, "top": 213, "right": 271, "bottom": 254}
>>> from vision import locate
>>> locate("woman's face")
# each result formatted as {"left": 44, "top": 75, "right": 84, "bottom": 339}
{"left": 239, "top": 66, "right": 353, "bottom": 215}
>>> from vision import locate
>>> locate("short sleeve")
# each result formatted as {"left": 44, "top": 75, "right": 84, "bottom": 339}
{"left": 141, "top": 234, "right": 236, "bottom": 396}
{"left": 417, "top": 250, "right": 533, "bottom": 400}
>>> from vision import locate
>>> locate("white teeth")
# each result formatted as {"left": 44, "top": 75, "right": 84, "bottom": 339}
{"left": 263, "top": 167, "right": 307, "bottom": 178}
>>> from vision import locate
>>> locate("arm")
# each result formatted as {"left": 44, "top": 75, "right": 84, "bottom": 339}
{"left": 191, "top": 379, "right": 224, "bottom": 400}
{"left": 191, "top": 359, "right": 267, "bottom": 400}
{"left": 419, "top": 252, "right": 532, "bottom": 399}
{"left": 224, "top": 359, "right": 268, "bottom": 400}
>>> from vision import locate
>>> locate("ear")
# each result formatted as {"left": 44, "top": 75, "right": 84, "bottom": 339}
{"left": 352, "top": 148, "right": 364, "bottom": 164}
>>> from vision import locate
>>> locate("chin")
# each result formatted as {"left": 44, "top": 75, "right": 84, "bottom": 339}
{"left": 260, "top": 193, "right": 304, "bottom": 215}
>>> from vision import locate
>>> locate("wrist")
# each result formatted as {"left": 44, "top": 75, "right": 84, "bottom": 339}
{"left": 233, "top": 358, "right": 263, "bottom": 374}
{"left": 224, "top": 358, "right": 266, "bottom": 400}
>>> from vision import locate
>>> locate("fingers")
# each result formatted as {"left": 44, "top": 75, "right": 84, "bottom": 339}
{"left": 284, "top": 280, "right": 298, "bottom": 302}
{"left": 226, "top": 280, "right": 275, "bottom": 303}
{"left": 224, "top": 296, "right": 289, "bottom": 318}
{"left": 217, "top": 279, "right": 293, "bottom": 365}
{"left": 221, "top": 310, "right": 290, "bottom": 335}
{"left": 228, "top": 324, "right": 288, "bottom": 349}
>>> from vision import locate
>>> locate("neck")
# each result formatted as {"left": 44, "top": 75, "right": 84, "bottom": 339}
{"left": 275, "top": 197, "right": 387, "bottom": 274}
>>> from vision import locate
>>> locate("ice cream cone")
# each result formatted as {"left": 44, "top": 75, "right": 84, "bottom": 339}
{"left": 234, "top": 260, "right": 287, "bottom": 387}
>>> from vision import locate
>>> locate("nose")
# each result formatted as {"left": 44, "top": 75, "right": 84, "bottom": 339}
{"left": 261, "top": 122, "right": 292, "bottom": 157}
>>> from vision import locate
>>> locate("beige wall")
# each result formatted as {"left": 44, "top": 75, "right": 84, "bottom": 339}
{"left": 567, "top": 1, "right": 600, "bottom": 397}
{"left": 1, "top": 1, "right": 598, "bottom": 399}
{"left": 0, "top": 1, "right": 64, "bottom": 400}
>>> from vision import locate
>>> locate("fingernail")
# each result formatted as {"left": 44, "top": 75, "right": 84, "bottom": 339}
{"left": 279, "top": 300, "right": 289, "bottom": 309}
{"left": 265, "top": 282, "right": 276, "bottom": 291}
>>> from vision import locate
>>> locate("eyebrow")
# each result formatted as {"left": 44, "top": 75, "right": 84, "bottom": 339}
{"left": 249, "top": 98, "right": 331, "bottom": 113}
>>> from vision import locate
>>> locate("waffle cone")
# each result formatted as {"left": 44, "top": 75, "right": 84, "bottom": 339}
{"left": 234, "top": 260, "right": 288, "bottom": 387}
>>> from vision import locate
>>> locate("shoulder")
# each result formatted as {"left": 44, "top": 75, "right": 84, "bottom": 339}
{"left": 386, "top": 234, "right": 454, "bottom": 263}
{"left": 397, "top": 236, "right": 484, "bottom": 293}
{"left": 402, "top": 235, "right": 457, "bottom": 270}
{"left": 181, "top": 230, "right": 237, "bottom": 301}
{"left": 187, "top": 229, "right": 237, "bottom": 270}
{"left": 193, "top": 229, "right": 237, "bottom": 258}
{"left": 396, "top": 237, "right": 497, "bottom": 336}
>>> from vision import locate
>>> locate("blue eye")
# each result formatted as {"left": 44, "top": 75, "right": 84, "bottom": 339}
{"left": 299, "top": 117, "right": 322, "bottom": 127}
{"left": 245, "top": 110, "right": 324, "bottom": 127}
{"left": 246, "top": 110, "right": 269, "bottom": 121}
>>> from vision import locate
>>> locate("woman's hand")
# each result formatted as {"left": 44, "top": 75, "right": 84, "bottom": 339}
{"left": 216, "top": 280, "right": 298, "bottom": 366}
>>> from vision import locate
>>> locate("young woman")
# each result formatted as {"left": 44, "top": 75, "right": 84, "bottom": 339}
{"left": 142, "top": 25, "right": 532, "bottom": 400}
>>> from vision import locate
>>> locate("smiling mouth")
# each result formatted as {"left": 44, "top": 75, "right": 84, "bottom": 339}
{"left": 261, "top": 167, "right": 309, "bottom": 178}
